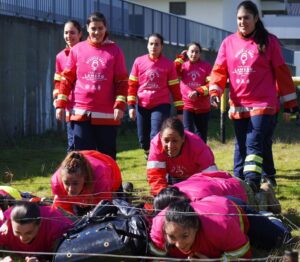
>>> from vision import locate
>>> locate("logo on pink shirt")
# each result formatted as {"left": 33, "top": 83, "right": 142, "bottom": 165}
{"left": 170, "top": 165, "right": 188, "bottom": 177}
{"left": 233, "top": 48, "right": 256, "bottom": 84}
{"left": 146, "top": 69, "right": 160, "bottom": 89}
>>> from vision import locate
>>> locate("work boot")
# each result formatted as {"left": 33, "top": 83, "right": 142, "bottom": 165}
{"left": 260, "top": 182, "right": 281, "bottom": 214}
{"left": 122, "top": 182, "right": 134, "bottom": 203}
{"left": 246, "top": 180, "right": 259, "bottom": 193}
{"left": 255, "top": 189, "right": 268, "bottom": 212}
{"left": 262, "top": 176, "right": 277, "bottom": 188}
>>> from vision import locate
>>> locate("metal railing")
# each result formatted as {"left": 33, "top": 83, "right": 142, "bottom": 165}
{"left": 0, "top": 0, "right": 295, "bottom": 63}
{"left": 0, "top": 0, "right": 230, "bottom": 50}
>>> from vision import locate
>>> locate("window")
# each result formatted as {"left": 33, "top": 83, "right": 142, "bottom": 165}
{"left": 169, "top": 2, "right": 186, "bottom": 15}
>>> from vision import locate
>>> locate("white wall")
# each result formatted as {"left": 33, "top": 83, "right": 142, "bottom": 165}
{"left": 127, "top": 0, "right": 262, "bottom": 32}
{"left": 263, "top": 15, "right": 300, "bottom": 39}
{"left": 128, "top": 0, "right": 225, "bottom": 29}
{"left": 294, "top": 51, "right": 300, "bottom": 77}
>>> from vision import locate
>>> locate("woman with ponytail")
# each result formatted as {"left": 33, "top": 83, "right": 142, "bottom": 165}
{"left": 51, "top": 150, "right": 122, "bottom": 215}
{"left": 209, "top": 1, "right": 298, "bottom": 193}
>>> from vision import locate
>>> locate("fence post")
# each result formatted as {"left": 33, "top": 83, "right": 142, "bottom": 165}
{"left": 220, "top": 87, "right": 227, "bottom": 143}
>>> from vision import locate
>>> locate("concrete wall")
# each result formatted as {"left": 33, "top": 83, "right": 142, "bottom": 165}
{"left": 0, "top": 15, "right": 217, "bottom": 141}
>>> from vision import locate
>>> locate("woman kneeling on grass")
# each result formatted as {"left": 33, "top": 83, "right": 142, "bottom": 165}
{"left": 51, "top": 150, "right": 122, "bottom": 216}
{"left": 0, "top": 201, "right": 73, "bottom": 262}
{"left": 147, "top": 117, "right": 217, "bottom": 196}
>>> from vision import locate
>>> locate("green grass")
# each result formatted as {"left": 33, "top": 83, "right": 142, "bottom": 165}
{"left": 0, "top": 114, "right": 299, "bottom": 258}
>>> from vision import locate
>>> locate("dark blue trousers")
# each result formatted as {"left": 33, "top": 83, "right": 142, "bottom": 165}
{"left": 183, "top": 110, "right": 209, "bottom": 143}
{"left": 262, "top": 114, "right": 278, "bottom": 179}
{"left": 233, "top": 115, "right": 275, "bottom": 189}
{"left": 136, "top": 104, "right": 170, "bottom": 151}
{"left": 66, "top": 122, "right": 75, "bottom": 153}
{"left": 227, "top": 196, "right": 291, "bottom": 250}
{"left": 72, "top": 121, "right": 117, "bottom": 159}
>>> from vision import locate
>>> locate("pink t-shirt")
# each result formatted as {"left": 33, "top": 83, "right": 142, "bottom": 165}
{"left": 150, "top": 196, "right": 250, "bottom": 259}
{"left": 147, "top": 130, "right": 217, "bottom": 195}
{"left": 55, "top": 48, "right": 74, "bottom": 111}
{"left": 0, "top": 206, "right": 73, "bottom": 253}
{"left": 148, "top": 130, "right": 216, "bottom": 178}
{"left": 65, "top": 40, "right": 128, "bottom": 114}
{"left": 129, "top": 54, "right": 179, "bottom": 109}
{"left": 214, "top": 33, "right": 284, "bottom": 108}
{"left": 51, "top": 153, "right": 115, "bottom": 209}
{"left": 180, "top": 60, "right": 211, "bottom": 112}
{"left": 56, "top": 48, "right": 69, "bottom": 73}
{"left": 174, "top": 171, "right": 247, "bottom": 202}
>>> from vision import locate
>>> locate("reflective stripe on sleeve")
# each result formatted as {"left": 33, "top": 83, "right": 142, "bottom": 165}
{"left": 147, "top": 161, "right": 166, "bottom": 169}
{"left": 116, "top": 95, "right": 126, "bottom": 102}
{"left": 57, "top": 94, "right": 68, "bottom": 101}
{"left": 168, "top": 79, "right": 179, "bottom": 86}
{"left": 174, "top": 100, "right": 184, "bottom": 107}
{"left": 222, "top": 241, "right": 250, "bottom": 261}
{"left": 202, "top": 165, "right": 218, "bottom": 172}
{"left": 127, "top": 96, "right": 136, "bottom": 102}
{"left": 129, "top": 75, "right": 138, "bottom": 81}
{"left": 281, "top": 93, "right": 297, "bottom": 102}
{"left": 54, "top": 73, "right": 61, "bottom": 81}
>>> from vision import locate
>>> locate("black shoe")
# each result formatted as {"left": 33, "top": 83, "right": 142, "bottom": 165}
{"left": 296, "top": 113, "right": 300, "bottom": 126}
{"left": 123, "top": 182, "right": 134, "bottom": 193}
{"left": 122, "top": 182, "right": 134, "bottom": 203}
{"left": 246, "top": 180, "right": 259, "bottom": 193}
{"left": 264, "top": 176, "right": 277, "bottom": 188}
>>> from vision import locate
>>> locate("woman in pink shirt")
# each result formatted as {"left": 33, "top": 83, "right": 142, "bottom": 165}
{"left": 51, "top": 150, "right": 122, "bottom": 216}
{"left": 53, "top": 20, "right": 82, "bottom": 152}
{"left": 150, "top": 195, "right": 290, "bottom": 259}
{"left": 150, "top": 196, "right": 251, "bottom": 260}
{"left": 128, "top": 33, "right": 183, "bottom": 159}
{"left": 174, "top": 42, "right": 212, "bottom": 143}
{"left": 0, "top": 201, "right": 73, "bottom": 261}
{"left": 209, "top": 1, "right": 298, "bottom": 192}
{"left": 147, "top": 117, "right": 217, "bottom": 196}
{"left": 55, "top": 12, "right": 128, "bottom": 159}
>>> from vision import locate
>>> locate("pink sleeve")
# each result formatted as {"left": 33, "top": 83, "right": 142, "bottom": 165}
{"left": 51, "top": 169, "right": 64, "bottom": 195}
{"left": 93, "top": 164, "right": 113, "bottom": 195}
{"left": 55, "top": 55, "right": 61, "bottom": 73}
{"left": 168, "top": 62, "right": 179, "bottom": 82}
{"left": 87, "top": 155, "right": 113, "bottom": 200}
{"left": 0, "top": 221, "right": 8, "bottom": 246}
{"left": 205, "top": 61, "right": 212, "bottom": 76}
{"left": 193, "top": 142, "right": 216, "bottom": 171}
{"left": 147, "top": 136, "right": 168, "bottom": 196}
{"left": 209, "top": 39, "right": 228, "bottom": 93}
{"left": 214, "top": 40, "right": 228, "bottom": 67}
{"left": 65, "top": 48, "right": 77, "bottom": 72}
{"left": 129, "top": 58, "right": 139, "bottom": 79}
{"left": 114, "top": 46, "right": 128, "bottom": 78}
{"left": 150, "top": 211, "right": 166, "bottom": 250}
{"left": 218, "top": 219, "right": 250, "bottom": 256}
{"left": 44, "top": 208, "right": 73, "bottom": 250}
{"left": 269, "top": 35, "right": 286, "bottom": 68}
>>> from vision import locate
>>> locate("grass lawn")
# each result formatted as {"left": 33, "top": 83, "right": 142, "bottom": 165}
{"left": 0, "top": 113, "right": 299, "bottom": 258}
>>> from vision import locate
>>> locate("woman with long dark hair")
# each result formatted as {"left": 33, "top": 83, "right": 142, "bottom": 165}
{"left": 209, "top": 1, "right": 298, "bottom": 192}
